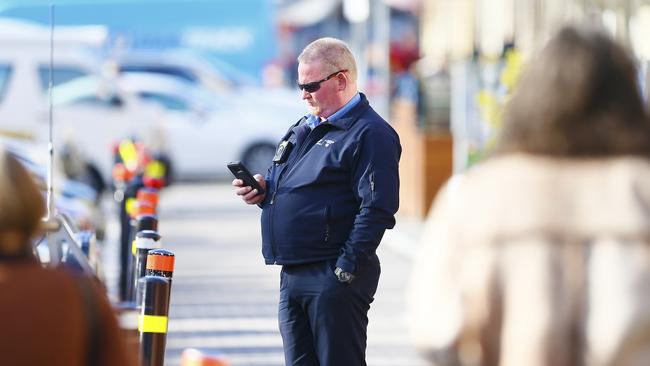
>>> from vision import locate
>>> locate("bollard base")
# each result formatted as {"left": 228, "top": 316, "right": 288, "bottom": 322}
{"left": 181, "top": 348, "right": 231, "bottom": 366}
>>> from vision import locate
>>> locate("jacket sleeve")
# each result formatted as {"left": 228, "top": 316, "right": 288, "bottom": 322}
{"left": 258, "top": 169, "right": 274, "bottom": 209}
{"left": 336, "top": 124, "right": 401, "bottom": 273}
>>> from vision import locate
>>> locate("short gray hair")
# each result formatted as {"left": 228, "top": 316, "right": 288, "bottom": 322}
{"left": 298, "top": 37, "right": 357, "bottom": 82}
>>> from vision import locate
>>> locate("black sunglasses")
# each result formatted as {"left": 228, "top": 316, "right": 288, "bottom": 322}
{"left": 298, "top": 69, "right": 348, "bottom": 93}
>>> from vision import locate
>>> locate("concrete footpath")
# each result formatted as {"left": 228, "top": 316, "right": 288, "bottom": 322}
{"left": 104, "top": 182, "right": 427, "bottom": 366}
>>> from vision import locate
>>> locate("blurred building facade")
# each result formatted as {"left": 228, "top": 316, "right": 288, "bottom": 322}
{"left": 6, "top": 0, "right": 650, "bottom": 218}
{"left": 418, "top": 0, "right": 650, "bottom": 167}
{"left": 398, "top": 0, "right": 650, "bottom": 218}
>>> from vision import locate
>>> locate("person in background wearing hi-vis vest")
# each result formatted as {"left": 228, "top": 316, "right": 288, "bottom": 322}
{"left": 0, "top": 146, "right": 136, "bottom": 366}
{"left": 233, "top": 37, "right": 401, "bottom": 366}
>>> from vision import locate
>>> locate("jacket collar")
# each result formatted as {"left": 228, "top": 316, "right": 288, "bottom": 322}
{"left": 326, "top": 92, "right": 370, "bottom": 130}
{"left": 284, "top": 93, "right": 370, "bottom": 140}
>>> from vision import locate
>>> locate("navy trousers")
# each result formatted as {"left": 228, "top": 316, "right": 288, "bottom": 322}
{"left": 278, "top": 255, "right": 380, "bottom": 366}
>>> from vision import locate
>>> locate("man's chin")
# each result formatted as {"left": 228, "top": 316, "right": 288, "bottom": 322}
{"left": 308, "top": 106, "right": 321, "bottom": 116}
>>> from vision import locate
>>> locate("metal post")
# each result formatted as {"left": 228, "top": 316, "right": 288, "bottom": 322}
{"left": 119, "top": 174, "right": 144, "bottom": 301}
{"left": 371, "top": 0, "right": 390, "bottom": 119}
{"left": 145, "top": 249, "right": 174, "bottom": 280}
{"left": 138, "top": 249, "right": 174, "bottom": 366}
{"left": 146, "top": 249, "right": 175, "bottom": 303}
{"left": 137, "top": 215, "right": 159, "bottom": 233}
{"left": 126, "top": 215, "right": 159, "bottom": 301}
{"left": 46, "top": 3, "right": 55, "bottom": 222}
{"left": 133, "top": 230, "right": 162, "bottom": 304}
{"left": 138, "top": 276, "right": 170, "bottom": 366}
{"left": 137, "top": 187, "right": 159, "bottom": 211}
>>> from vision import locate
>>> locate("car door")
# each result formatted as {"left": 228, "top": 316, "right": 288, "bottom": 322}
{"left": 135, "top": 90, "right": 244, "bottom": 179}
{"left": 51, "top": 86, "right": 162, "bottom": 180}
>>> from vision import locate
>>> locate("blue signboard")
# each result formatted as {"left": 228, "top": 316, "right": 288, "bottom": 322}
{"left": 0, "top": 0, "right": 277, "bottom": 78}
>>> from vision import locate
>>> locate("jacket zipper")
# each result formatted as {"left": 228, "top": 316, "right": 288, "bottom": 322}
{"left": 324, "top": 206, "right": 330, "bottom": 244}
{"left": 267, "top": 127, "right": 314, "bottom": 262}
{"left": 370, "top": 172, "right": 376, "bottom": 200}
{"left": 268, "top": 124, "right": 326, "bottom": 261}
{"left": 276, "top": 123, "right": 328, "bottom": 187}
{"left": 282, "top": 129, "right": 319, "bottom": 181}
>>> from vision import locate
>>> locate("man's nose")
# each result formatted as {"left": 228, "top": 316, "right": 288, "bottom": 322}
{"left": 301, "top": 89, "right": 311, "bottom": 100}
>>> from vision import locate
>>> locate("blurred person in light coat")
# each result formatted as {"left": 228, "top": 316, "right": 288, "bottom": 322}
{"left": 407, "top": 25, "right": 650, "bottom": 366}
{"left": 0, "top": 146, "right": 136, "bottom": 366}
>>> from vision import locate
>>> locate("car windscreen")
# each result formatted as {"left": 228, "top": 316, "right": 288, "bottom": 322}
{"left": 119, "top": 64, "right": 199, "bottom": 84}
{"left": 38, "top": 65, "right": 90, "bottom": 92}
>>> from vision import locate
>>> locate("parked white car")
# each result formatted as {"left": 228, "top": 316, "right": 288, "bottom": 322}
{"left": 115, "top": 72, "right": 305, "bottom": 179}
{"left": 0, "top": 45, "right": 163, "bottom": 181}
{"left": 0, "top": 22, "right": 165, "bottom": 184}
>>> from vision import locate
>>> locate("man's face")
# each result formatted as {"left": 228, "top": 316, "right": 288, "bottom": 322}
{"left": 297, "top": 61, "right": 343, "bottom": 118}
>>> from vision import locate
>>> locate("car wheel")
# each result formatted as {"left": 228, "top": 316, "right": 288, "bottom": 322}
{"left": 242, "top": 143, "right": 276, "bottom": 176}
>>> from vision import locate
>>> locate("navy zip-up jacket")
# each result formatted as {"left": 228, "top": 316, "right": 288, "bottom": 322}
{"left": 260, "top": 93, "right": 401, "bottom": 273}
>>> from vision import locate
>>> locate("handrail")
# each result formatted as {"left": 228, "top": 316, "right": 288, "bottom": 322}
{"left": 41, "top": 214, "right": 96, "bottom": 275}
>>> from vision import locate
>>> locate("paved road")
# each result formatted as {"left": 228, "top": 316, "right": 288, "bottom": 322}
{"left": 105, "top": 182, "right": 427, "bottom": 366}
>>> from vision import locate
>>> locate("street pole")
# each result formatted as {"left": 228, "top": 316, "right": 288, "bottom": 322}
{"left": 372, "top": 0, "right": 390, "bottom": 119}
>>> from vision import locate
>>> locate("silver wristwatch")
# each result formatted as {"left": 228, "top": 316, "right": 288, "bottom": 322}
{"left": 334, "top": 267, "right": 355, "bottom": 283}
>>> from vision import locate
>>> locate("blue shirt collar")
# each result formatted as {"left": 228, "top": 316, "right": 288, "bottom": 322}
{"left": 326, "top": 92, "right": 361, "bottom": 122}
{"left": 304, "top": 92, "right": 361, "bottom": 129}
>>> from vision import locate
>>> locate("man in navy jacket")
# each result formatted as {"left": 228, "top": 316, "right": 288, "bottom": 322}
{"left": 233, "top": 37, "right": 401, "bottom": 366}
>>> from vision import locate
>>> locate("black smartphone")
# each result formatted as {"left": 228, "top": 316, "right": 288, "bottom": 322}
{"left": 227, "top": 161, "right": 265, "bottom": 195}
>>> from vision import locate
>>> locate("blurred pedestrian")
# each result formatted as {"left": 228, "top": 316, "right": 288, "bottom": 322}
{"left": 233, "top": 37, "right": 401, "bottom": 365}
{"left": 408, "top": 25, "right": 650, "bottom": 366}
{"left": 0, "top": 146, "right": 136, "bottom": 366}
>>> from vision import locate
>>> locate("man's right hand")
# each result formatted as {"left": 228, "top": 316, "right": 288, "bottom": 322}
{"left": 232, "top": 174, "right": 267, "bottom": 205}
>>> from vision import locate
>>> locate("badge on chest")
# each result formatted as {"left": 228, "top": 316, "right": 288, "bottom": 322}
{"left": 273, "top": 140, "right": 294, "bottom": 164}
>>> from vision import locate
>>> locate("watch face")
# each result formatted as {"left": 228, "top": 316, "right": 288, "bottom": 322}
{"left": 335, "top": 267, "right": 353, "bottom": 283}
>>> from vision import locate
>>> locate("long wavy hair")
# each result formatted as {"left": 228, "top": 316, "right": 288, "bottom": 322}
{"left": 496, "top": 25, "right": 650, "bottom": 157}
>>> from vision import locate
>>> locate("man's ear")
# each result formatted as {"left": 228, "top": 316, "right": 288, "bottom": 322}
{"left": 337, "top": 73, "right": 348, "bottom": 91}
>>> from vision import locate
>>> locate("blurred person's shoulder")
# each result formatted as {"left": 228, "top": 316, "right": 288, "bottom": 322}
{"left": 434, "top": 154, "right": 650, "bottom": 241}
{"left": 0, "top": 261, "right": 87, "bottom": 299}
{"left": 462, "top": 153, "right": 650, "bottom": 187}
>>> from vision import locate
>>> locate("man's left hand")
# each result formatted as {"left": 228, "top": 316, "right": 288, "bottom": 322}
{"left": 334, "top": 267, "right": 355, "bottom": 283}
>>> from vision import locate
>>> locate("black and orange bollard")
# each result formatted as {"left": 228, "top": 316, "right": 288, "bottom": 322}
{"left": 146, "top": 249, "right": 174, "bottom": 280}
{"left": 144, "top": 158, "right": 167, "bottom": 189}
{"left": 133, "top": 230, "right": 162, "bottom": 303}
{"left": 137, "top": 214, "right": 159, "bottom": 233}
{"left": 146, "top": 249, "right": 175, "bottom": 312}
{"left": 119, "top": 175, "right": 144, "bottom": 301}
{"left": 137, "top": 187, "right": 160, "bottom": 211}
{"left": 139, "top": 275, "right": 170, "bottom": 366}
{"left": 126, "top": 215, "right": 159, "bottom": 302}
